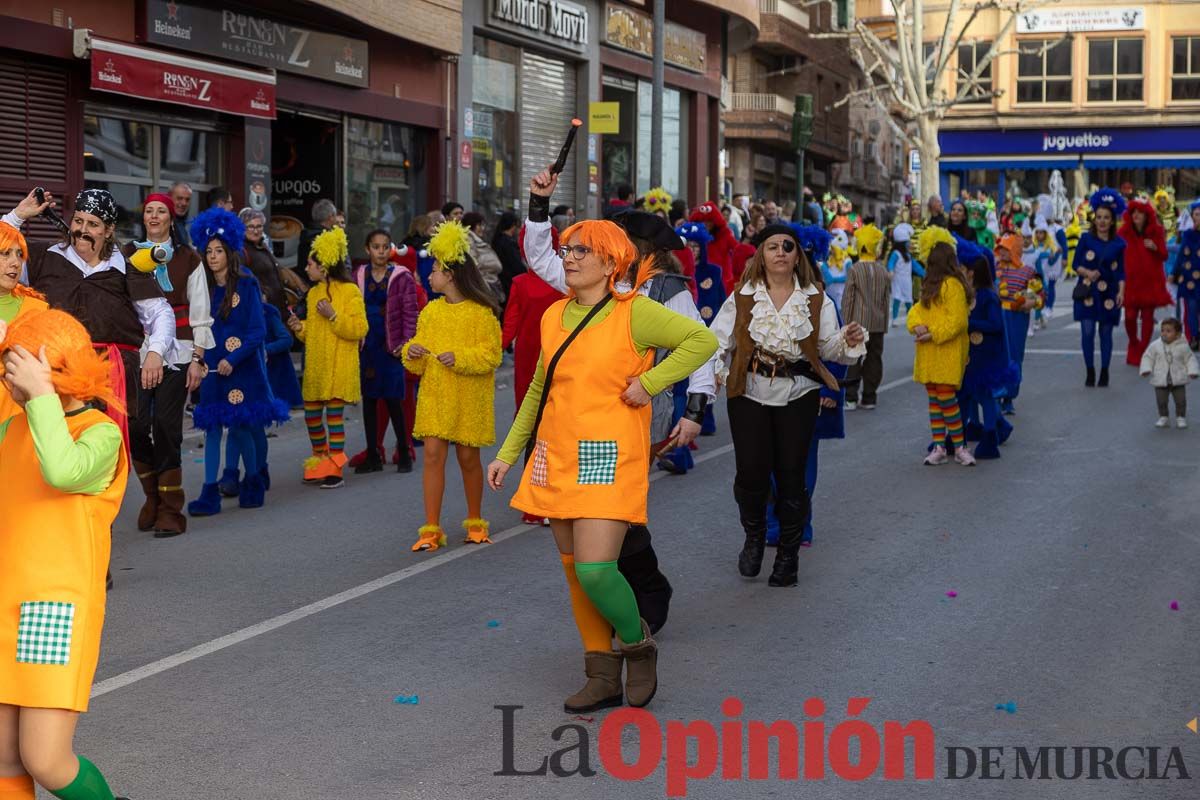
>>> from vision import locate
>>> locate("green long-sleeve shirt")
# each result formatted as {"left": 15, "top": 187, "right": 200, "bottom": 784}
{"left": 0, "top": 394, "right": 121, "bottom": 494}
{"left": 496, "top": 294, "right": 717, "bottom": 464}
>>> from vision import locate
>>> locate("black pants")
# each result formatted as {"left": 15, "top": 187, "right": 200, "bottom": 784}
{"left": 1156, "top": 385, "right": 1187, "bottom": 417}
{"left": 362, "top": 396, "right": 409, "bottom": 463}
{"left": 727, "top": 392, "right": 820, "bottom": 519}
{"left": 845, "top": 332, "right": 885, "bottom": 404}
{"left": 130, "top": 362, "right": 187, "bottom": 472}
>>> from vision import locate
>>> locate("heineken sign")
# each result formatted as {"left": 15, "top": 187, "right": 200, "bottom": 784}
{"left": 143, "top": 0, "right": 369, "bottom": 88}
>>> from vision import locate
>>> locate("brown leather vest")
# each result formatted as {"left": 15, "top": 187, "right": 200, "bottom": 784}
{"left": 724, "top": 291, "right": 758, "bottom": 399}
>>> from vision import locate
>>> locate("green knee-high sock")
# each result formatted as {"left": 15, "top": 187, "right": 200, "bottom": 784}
{"left": 574, "top": 560, "right": 644, "bottom": 645}
{"left": 48, "top": 757, "right": 115, "bottom": 800}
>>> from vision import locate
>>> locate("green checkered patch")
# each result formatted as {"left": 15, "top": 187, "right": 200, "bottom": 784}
{"left": 16, "top": 601, "right": 74, "bottom": 666}
{"left": 577, "top": 440, "right": 618, "bottom": 485}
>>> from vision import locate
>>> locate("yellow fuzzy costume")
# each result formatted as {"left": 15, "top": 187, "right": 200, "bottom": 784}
{"left": 854, "top": 224, "right": 884, "bottom": 261}
{"left": 403, "top": 298, "right": 502, "bottom": 446}
{"left": 295, "top": 281, "right": 369, "bottom": 402}
{"left": 906, "top": 278, "right": 970, "bottom": 387}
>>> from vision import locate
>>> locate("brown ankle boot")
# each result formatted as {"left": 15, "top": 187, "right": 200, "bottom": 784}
{"left": 620, "top": 619, "right": 657, "bottom": 708}
{"left": 133, "top": 461, "right": 159, "bottom": 532}
{"left": 564, "top": 651, "right": 624, "bottom": 713}
{"left": 153, "top": 468, "right": 187, "bottom": 537}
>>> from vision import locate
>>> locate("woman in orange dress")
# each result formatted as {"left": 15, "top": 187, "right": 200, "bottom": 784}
{"left": 486, "top": 220, "right": 717, "bottom": 713}
{"left": 0, "top": 309, "right": 131, "bottom": 800}
{"left": 0, "top": 222, "right": 49, "bottom": 423}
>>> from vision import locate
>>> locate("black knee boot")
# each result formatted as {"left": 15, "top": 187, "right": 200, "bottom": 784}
{"left": 768, "top": 496, "right": 806, "bottom": 587}
{"left": 734, "top": 486, "right": 769, "bottom": 578}
{"left": 618, "top": 525, "right": 673, "bottom": 634}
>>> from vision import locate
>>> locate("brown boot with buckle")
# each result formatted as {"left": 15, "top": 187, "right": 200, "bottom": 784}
{"left": 133, "top": 461, "right": 159, "bottom": 532}
{"left": 564, "top": 651, "right": 624, "bottom": 713}
{"left": 620, "top": 619, "right": 658, "bottom": 708}
{"left": 153, "top": 468, "right": 188, "bottom": 537}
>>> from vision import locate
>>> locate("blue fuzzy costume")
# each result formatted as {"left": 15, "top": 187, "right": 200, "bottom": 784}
{"left": 677, "top": 221, "right": 725, "bottom": 436}
{"left": 1171, "top": 202, "right": 1200, "bottom": 341}
{"left": 188, "top": 208, "right": 289, "bottom": 515}
{"left": 264, "top": 303, "right": 303, "bottom": 407}
{"left": 1073, "top": 189, "right": 1128, "bottom": 375}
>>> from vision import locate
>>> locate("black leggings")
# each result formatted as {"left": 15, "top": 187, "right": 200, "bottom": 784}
{"left": 727, "top": 391, "right": 820, "bottom": 515}
{"left": 362, "top": 396, "right": 407, "bottom": 460}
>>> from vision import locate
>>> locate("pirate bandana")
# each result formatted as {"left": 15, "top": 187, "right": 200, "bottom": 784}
{"left": 73, "top": 189, "right": 118, "bottom": 226}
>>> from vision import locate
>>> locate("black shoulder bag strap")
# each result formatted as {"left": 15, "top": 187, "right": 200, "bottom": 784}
{"left": 529, "top": 293, "right": 613, "bottom": 444}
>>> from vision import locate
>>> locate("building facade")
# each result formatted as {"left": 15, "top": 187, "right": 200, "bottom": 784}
{"left": 724, "top": 0, "right": 851, "bottom": 204}
{"left": 832, "top": 78, "right": 908, "bottom": 223}
{"left": 858, "top": 0, "right": 1200, "bottom": 205}
{"left": 454, "top": 0, "right": 758, "bottom": 219}
{"left": 0, "top": 0, "right": 458, "bottom": 262}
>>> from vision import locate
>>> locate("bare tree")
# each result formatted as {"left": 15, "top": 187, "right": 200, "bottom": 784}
{"left": 821, "top": 0, "right": 1066, "bottom": 200}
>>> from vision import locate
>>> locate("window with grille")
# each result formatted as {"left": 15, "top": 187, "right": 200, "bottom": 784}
{"left": 1087, "top": 38, "right": 1143, "bottom": 102}
{"left": 956, "top": 41, "right": 994, "bottom": 103}
{"left": 1172, "top": 36, "right": 1200, "bottom": 101}
{"left": 1016, "top": 38, "right": 1073, "bottom": 103}
{"left": 923, "top": 42, "right": 939, "bottom": 100}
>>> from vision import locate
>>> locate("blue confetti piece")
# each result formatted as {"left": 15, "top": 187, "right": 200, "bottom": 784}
{"left": 393, "top": 694, "right": 419, "bottom": 705}
{"left": 994, "top": 701, "right": 1017, "bottom": 714}
{"left": 193, "top": 458, "right": 203, "bottom": 463}
{"left": 487, "top": 620, "right": 501, "bottom": 628}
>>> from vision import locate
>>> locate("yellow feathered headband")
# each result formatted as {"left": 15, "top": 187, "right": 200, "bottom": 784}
{"left": 311, "top": 227, "right": 349, "bottom": 270}
{"left": 644, "top": 187, "right": 673, "bottom": 215}
{"left": 428, "top": 220, "right": 472, "bottom": 269}
{"left": 917, "top": 225, "right": 957, "bottom": 265}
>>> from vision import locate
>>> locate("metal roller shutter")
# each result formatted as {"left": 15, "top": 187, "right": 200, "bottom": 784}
{"left": 520, "top": 51, "right": 576, "bottom": 209}
{"left": 0, "top": 55, "right": 73, "bottom": 241}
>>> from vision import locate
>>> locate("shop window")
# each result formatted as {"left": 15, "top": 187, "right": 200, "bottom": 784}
{"left": 636, "top": 82, "right": 686, "bottom": 199}
{"left": 471, "top": 36, "right": 520, "bottom": 220}
{"left": 83, "top": 113, "right": 222, "bottom": 239}
{"left": 1016, "top": 38, "right": 1072, "bottom": 104}
{"left": 956, "top": 40, "right": 993, "bottom": 103}
{"left": 923, "top": 42, "right": 938, "bottom": 99}
{"left": 346, "top": 117, "right": 426, "bottom": 256}
{"left": 1087, "top": 38, "right": 1143, "bottom": 102}
{"left": 1172, "top": 37, "right": 1200, "bottom": 101}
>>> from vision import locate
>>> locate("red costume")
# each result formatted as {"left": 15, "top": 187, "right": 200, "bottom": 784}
{"left": 1118, "top": 200, "right": 1172, "bottom": 365}
{"left": 732, "top": 241, "right": 756, "bottom": 286}
{"left": 502, "top": 271, "right": 565, "bottom": 410}
{"left": 688, "top": 201, "right": 736, "bottom": 293}
{"left": 672, "top": 245, "right": 699, "bottom": 302}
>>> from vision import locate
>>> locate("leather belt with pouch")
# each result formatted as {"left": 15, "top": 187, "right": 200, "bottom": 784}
{"left": 747, "top": 345, "right": 820, "bottom": 382}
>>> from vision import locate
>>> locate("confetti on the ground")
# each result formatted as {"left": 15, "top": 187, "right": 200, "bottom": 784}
{"left": 572, "top": 715, "right": 595, "bottom": 723}
{"left": 945, "top": 590, "right": 958, "bottom": 598}
{"left": 1170, "top": 601, "right": 1180, "bottom": 611}
{"left": 995, "top": 701, "right": 1017, "bottom": 714}
{"left": 393, "top": 694, "right": 419, "bottom": 705}
{"left": 193, "top": 458, "right": 203, "bottom": 463}
{"left": 486, "top": 620, "right": 501, "bottom": 628}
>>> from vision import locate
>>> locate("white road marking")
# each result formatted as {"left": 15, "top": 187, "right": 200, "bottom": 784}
{"left": 1026, "top": 348, "right": 1127, "bottom": 356}
{"left": 93, "top": 369, "right": 914, "bottom": 698}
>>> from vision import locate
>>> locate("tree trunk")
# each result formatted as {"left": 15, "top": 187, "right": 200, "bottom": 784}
{"left": 916, "top": 115, "right": 941, "bottom": 203}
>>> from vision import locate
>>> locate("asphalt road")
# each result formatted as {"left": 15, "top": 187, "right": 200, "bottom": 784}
{"left": 69, "top": 303, "right": 1198, "bottom": 800}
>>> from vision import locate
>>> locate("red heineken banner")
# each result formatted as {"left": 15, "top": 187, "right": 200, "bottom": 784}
{"left": 89, "top": 38, "right": 276, "bottom": 120}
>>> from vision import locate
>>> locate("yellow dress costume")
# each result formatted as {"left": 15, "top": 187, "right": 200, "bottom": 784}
{"left": 403, "top": 298, "right": 502, "bottom": 447}
{"left": 906, "top": 278, "right": 970, "bottom": 387}
{"left": 0, "top": 292, "right": 49, "bottom": 422}
{"left": 295, "top": 280, "right": 369, "bottom": 403}
{"left": 0, "top": 396, "right": 127, "bottom": 712}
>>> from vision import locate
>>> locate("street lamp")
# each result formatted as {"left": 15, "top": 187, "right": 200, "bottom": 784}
{"left": 792, "top": 94, "right": 814, "bottom": 206}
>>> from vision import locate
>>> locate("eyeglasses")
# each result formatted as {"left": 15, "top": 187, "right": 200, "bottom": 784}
{"left": 558, "top": 244, "right": 593, "bottom": 260}
{"left": 245, "top": 224, "right": 264, "bottom": 231}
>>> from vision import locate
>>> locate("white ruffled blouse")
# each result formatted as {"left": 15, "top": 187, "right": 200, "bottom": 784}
{"left": 712, "top": 277, "right": 864, "bottom": 406}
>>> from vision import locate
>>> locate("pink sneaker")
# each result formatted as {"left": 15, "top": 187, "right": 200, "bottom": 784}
{"left": 954, "top": 447, "right": 977, "bottom": 466}
{"left": 924, "top": 445, "right": 948, "bottom": 465}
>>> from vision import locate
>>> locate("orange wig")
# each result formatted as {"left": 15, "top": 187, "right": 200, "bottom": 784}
{"left": 0, "top": 309, "right": 122, "bottom": 411}
{"left": 560, "top": 219, "right": 651, "bottom": 300}
{"left": 995, "top": 233, "right": 1023, "bottom": 265}
{"left": 0, "top": 222, "right": 44, "bottom": 302}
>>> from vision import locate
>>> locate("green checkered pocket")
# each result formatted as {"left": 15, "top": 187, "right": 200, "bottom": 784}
{"left": 16, "top": 601, "right": 75, "bottom": 666}
{"left": 577, "top": 440, "right": 618, "bottom": 485}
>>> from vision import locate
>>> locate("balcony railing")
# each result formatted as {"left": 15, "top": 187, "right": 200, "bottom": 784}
{"left": 759, "top": 0, "right": 810, "bottom": 29}
{"left": 731, "top": 93, "right": 796, "bottom": 116}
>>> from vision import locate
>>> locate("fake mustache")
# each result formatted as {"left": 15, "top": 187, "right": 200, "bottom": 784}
{"left": 71, "top": 231, "right": 97, "bottom": 246}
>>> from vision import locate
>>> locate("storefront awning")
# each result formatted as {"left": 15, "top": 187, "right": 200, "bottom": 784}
{"left": 1083, "top": 155, "right": 1200, "bottom": 169}
{"left": 941, "top": 157, "right": 1078, "bottom": 171}
{"left": 82, "top": 34, "right": 276, "bottom": 119}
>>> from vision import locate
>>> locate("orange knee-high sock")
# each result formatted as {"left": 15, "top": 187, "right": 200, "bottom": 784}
{"left": 560, "top": 553, "right": 614, "bottom": 652}
{"left": 0, "top": 775, "right": 34, "bottom": 799}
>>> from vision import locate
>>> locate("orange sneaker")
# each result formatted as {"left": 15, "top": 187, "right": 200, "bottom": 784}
{"left": 303, "top": 454, "right": 335, "bottom": 483}
{"left": 411, "top": 524, "right": 447, "bottom": 552}
{"left": 328, "top": 451, "right": 348, "bottom": 470}
{"left": 463, "top": 518, "right": 492, "bottom": 544}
